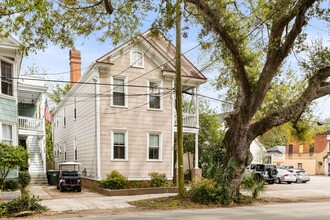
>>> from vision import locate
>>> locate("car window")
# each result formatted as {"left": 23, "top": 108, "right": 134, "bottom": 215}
{"left": 256, "top": 164, "right": 265, "bottom": 171}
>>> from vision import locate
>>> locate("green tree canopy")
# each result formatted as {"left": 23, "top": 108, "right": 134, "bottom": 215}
{"left": 2, "top": 0, "right": 330, "bottom": 203}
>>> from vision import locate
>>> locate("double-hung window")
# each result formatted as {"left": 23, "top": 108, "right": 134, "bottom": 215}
{"left": 74, "top": 138, "right": 78, "bottom": 161}
{"left": 2, "top": 124, "right": 13, "bottom": 145}
{"left": 1, "top": 60, "right": 13, "bottom": 96}
{"left": 64, "top": 142, "right": 67, "bottom": 161}
{"left": 112, "top": 130, "right": 127, "bottom": 160}
{"left": 130, "top": 50, "right": 144, "bottom": 68}
{"left": 73, "top": 97, "right": 77, "bottom": 120}
{"left": 63, "top": 107, "right": 66, "bottom": 127}
{"left": 148, "top": 81, "right": 162, "bottom": 110}
{"left": 148, "top": 132, "right": 162, "bottom": 160}
{"left": 112, "top": 77, "right": 127, "bottom": 107}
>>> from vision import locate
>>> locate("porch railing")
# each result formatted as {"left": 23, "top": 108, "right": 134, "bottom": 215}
{"left": 18, "top": 116, "right": 43, "bottom": 131}
{"left": 175, "top": 113, "right": 198, "bottom": 128}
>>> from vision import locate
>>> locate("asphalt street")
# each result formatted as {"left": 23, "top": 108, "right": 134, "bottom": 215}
{"left": 22, "top": 176, "right": 330, "bottom": 219}
{"left": 25, "top": 200, "right": 330, "bottom": 220}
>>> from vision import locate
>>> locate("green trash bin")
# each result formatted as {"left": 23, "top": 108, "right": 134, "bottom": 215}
{"left": 47, "top": 170, "right": 59, "bottom": 185}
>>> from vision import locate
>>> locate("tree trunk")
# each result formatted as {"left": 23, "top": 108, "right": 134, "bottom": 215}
{"left": 222, "top": 118, "right": 254, "bottom": 195}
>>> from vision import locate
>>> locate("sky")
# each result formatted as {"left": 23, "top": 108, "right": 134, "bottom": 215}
{"left": 19, "top": 8, "right": 330, "bottom": 120}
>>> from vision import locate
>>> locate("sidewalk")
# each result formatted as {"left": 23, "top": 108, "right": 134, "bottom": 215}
{"left": 27, "top": 185, "right": 176, "bottom": 212}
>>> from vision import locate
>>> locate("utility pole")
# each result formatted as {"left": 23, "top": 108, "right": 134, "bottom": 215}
{"left": 175, "top": 0, "right": 184, "bottom": 197}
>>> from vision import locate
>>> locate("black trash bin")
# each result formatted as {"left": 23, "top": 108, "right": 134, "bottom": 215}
{"left": 47, "top": 170, "right": 60, "bottom": 185}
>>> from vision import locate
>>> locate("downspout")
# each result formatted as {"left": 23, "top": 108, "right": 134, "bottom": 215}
{"left": 95, "top": 70, "right": 101, "bottom": 180}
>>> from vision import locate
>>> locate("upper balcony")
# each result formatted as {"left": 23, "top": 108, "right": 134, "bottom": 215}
{"left": 17, "top": 75, "right": 47, "bottom": 136}
{"left": 175, "top": 113, "right": 198, "bottom": 128}
{"left": 18, "top": 116, "right": 45, "bottom": 136}
{"left": 174, "top": 87, "right": 199, "bottom": 133}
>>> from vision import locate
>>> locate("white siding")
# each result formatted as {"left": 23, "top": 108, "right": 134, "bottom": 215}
{"left": 53, "top": 73, "right": 97, "bottom": 178}
{"left": 99, "top": 49, "right": 173, "bottom": 180}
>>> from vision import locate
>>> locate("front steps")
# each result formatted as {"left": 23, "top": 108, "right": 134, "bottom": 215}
{"left": 29, "top": 172, "right": 48, "bottom": 185}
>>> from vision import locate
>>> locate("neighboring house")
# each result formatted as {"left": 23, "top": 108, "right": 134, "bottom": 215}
{"left": 0, "top": 36, "right": 48, "bottom": 181}
{"left": 281, "top": 131, "right": 330, "bottom": 175}
{"left": 266, "top": 146, "right": 286, "bottom": 166}
{"left": 52, "top": 31, "right": 207, "bottom": 182}
{"left": 250, "top": 139, "right": 267, "bottom": 164}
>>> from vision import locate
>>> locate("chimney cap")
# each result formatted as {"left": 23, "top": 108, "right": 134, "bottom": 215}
{"left": 70, "top": 49, "right": 81, "bottom": 58}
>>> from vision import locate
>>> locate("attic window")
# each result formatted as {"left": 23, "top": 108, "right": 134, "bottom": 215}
{"left": 130, "top": 50, "right": 144, "bottom": 68}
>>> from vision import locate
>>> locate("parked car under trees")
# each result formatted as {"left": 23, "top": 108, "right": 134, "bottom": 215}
{"left": 288, "top": 169, "right": 311, "bottom": 183}
{"left": 275, "top": 169, "right": 297, "bottom": 184}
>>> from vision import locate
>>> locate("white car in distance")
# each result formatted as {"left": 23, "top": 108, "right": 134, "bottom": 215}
{"left": 275, "top": 169, "right": 297, "bottom": 184}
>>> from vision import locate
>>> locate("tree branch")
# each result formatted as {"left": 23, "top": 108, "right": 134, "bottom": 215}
{"left": 248, "top": 66, "right": 330, "bottom": 140}
{"left": 184, "top": 0, "right": 251, "bottom": 101}
{"left": 249, "top": 0, "right": 316, "bottom": 118}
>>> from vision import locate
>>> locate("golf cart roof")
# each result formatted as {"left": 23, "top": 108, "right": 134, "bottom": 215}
{"left": 59, "top": 162, "right": 81, "bottom": 166}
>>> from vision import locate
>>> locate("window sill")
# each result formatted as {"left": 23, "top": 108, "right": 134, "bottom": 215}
{"left": 0, "top": 93, "right": 15, "bottom": 101}
{"left": 147, "top": 108, "right": 163, "bottom": 112}
{"left": 146, "top": 159, "right": 162, "bottom": 162}
{"left": 130, "top": 65, "right": 144, "bottom": 69}
{"left": 111, "top": 159, "right": 128, "bottom": 162}
{"left": 111, "top": 105, "right": 128, "bottom": 109}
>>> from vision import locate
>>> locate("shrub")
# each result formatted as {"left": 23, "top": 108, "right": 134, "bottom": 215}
{"left": 3, "top": 179, "right": 19, "bottom": 191}
{"left": 0, "top": 193, "right": 46, "bottom": 216}
{"left": 128, "top": 180, "right": 143, "bottom": 189}
{"left": 18, "top": 171, "right": 31, "bottom": 189}
{"left": 0, "top": 143, "right": 29, "bottom": 189}
{"left": 241, "top": 172, "right": 266, "bottom": 199}
{"left": 189, "top": 178, "right": 220, "bottom": 204}
{"left": 148, "top": 172, "right": 167, "bottom": 187}
{"left": 100, "top": 170, "right": 128, "bottom": 189}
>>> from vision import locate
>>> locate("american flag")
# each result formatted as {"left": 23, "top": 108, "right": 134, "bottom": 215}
{"left": 44, "top": 98, "right": 52, "bottom": 122}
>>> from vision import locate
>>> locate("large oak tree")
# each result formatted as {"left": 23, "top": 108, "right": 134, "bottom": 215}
{"left": 2, "top": 0, "right": 330, "bottom": 200}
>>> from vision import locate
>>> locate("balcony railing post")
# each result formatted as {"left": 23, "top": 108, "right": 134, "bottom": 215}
{"left": 18, "top": 116, "right": 43, "bottom": 132}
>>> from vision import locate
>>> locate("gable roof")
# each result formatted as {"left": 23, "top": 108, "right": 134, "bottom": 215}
{"left": 96, "top": 30, "right": 207, "bottom": 81}
{"left": 0, "top": 35, "right": 21, "bottom": 50}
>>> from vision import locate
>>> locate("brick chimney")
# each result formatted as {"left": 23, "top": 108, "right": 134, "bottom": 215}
{"left": 69, "top": 49, "right": 81, "bottom": 88}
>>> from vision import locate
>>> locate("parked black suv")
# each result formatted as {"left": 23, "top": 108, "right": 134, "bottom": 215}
{"left": 246, "top": 164, "right": 278, "bottom": 184}
{"left": 57, "top": 162, "right": 82, "bottom": 192}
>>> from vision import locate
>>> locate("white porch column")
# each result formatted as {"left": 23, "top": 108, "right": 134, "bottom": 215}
{"left": 195, "top": 86, "right": 199, "bottom": 128}
{"left": 194, "top": 133, "right": 199, "bottom": 168}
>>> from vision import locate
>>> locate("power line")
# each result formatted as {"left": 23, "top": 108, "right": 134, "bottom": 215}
{"left": 307, "top": 24, "right": 330, "bottom": 33}
{"left": 8, "top": 76, "right": 174, "bottom": 90}
{"left": 199, "top": 0, "right": 296, "bottom": 72}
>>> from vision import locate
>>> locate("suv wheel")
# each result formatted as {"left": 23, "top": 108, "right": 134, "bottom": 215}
{"left": 268, "top": 168, "right": 278, "bottom": 178}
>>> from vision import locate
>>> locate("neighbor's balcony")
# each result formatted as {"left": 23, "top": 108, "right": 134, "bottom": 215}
{"left": 18, "top": 116, "right": 44, "bottom": 133}
{"left": 175, "top": 113, "right": 198, "bottom": 128}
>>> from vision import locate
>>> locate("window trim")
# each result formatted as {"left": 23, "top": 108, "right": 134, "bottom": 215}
{"left": 1, "top": 123, "right": 13, "bottom": 145}
{"left": 288, "top": 144, "right": 293, "bottom": 154}
{"left": 74, "top": 138, "right": 78, "bottom": 161}
{"left": 130, "top": 50, "right": 144, "bottom": 68}
{"left": 73, "top": 97, "right": 77, "bottom": 121}
{"left": 64, "top": 142, "right": 67, "bottom": 161}
{"left": 0, "top": 57, "right": 14, "bottom": 97}
{"left": 147, "top": 80, "right": 163, "bottom": 110}
{"left": 110, "top": 76, "right": 128, "bottom": 108}
{"left": 63, "top": 107, "right": 66, "bottom": 127}
{"left": 147, "top": 131, "right": 162, "bottom": 161}
{"left": 111, "top": 129, "right": 128, "bottom": 161}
